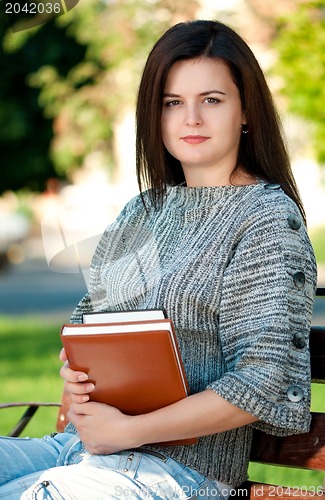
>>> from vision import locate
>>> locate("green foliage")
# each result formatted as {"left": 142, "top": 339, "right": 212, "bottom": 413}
{"left": 310, "top": 226, "right": 325, "bottom": 263}
{"left": 273, "top": 1, "right": 325, "bottom": 163}
{"left": 0, "top": 11, "right": 87, "bottom": 193}
{"left": 0, "top": 0, "right": 200, "bottom": 192}
{"left": 28, "top": 0, "right": 200, "bottom": 177}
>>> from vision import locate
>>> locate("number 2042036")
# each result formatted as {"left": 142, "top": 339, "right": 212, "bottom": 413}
{"left": 5, "top": 2, "right": 62, "bottom": 14}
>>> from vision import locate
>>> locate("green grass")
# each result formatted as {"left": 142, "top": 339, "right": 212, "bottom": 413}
{"left": 0, "top": 315, "right": 63, "bottom": 436}
{"left": 310, "top": 226, "right": 325, "bottom": 264}
{"left": 0, "top": 315, "right": 324, "bottom": 489}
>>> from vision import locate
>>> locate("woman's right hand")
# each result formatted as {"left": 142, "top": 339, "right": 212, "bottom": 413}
{"left": 59, "top": 348, "right": 95, "bottom": 403}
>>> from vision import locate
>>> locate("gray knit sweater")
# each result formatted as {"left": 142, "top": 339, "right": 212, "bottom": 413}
{"left": 68, "top": 181, "right": 317, "bottom": 486}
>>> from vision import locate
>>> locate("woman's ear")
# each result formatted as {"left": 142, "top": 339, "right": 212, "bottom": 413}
{"left": 241, "top": 113, "right": 248, "bottom": 134}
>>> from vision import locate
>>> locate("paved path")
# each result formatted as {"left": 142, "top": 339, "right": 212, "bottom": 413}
{"left": 0, "top": 255, "right": 324, "bottom": 326}
{"left": 0, "top": 257, "right": 87, "bottom": 322}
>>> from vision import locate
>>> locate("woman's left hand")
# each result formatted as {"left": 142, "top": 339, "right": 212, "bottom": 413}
{"left": 67, "top": 402, "right": 139, "bottom": 455}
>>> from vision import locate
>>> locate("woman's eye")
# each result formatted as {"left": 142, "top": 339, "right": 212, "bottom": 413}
{"left": 205, "top": 97, "right": 221, "bottom": 104}
{"left": 164, "top": 100, "right": 181, "bottom": 107}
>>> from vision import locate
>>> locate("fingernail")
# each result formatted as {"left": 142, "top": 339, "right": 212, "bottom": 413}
{"left": 78, "top": 374, "right": 88, "bottom": 382}
{"left": 86, "top": 383, "right": 95, "bottom": 392}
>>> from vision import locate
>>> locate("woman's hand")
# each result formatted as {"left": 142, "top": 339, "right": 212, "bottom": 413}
{"left": 67, "top": 402, "right": 139, "bottom": 455}
{"left": 59, "top": 348, "right": 95, "bottom": 404}
{"left": 60, "top": 349, "right": 139, "bottom": 454}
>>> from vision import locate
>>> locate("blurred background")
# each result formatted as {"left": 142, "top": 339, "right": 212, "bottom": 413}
{"left": 0, "top": 0, "right": 325, "bottom": 487}
{"left": 0, "top": 0, "right": 325, "bottom": 315}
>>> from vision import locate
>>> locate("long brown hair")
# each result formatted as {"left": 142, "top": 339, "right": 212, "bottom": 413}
{"left": 136, "top": 20, "right": 305, "bottom": 221}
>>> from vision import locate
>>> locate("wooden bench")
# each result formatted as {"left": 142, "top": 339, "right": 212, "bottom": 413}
{"left": 1, "top": 288, "right": 325, "bottom": 499}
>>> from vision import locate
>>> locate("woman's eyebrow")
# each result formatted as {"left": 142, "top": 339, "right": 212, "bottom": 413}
{"left": 163, "top": 89, "right": 226, "bottom": 97}
{"left": 200, "top": 90, "right": 226, "bottom": 96}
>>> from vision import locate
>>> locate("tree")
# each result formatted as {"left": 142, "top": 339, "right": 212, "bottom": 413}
{"left": 272, "top": 1, "right": 325, "bottom": 163}
{"left": 0, "top": 0, "right": 199, "bottom": 193}
{"left": 0, "top": 9, "right": 87, "bottom": 193}
{"left": 28, "top": 0, "right": 200, "bottom": 178}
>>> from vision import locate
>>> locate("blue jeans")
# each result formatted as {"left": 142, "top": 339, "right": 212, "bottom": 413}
{"left": 0, "top": 433, "right": 234, "bottom": 499}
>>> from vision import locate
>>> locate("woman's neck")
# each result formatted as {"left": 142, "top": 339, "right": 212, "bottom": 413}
{"left": 183, "top": 166, "right": 257, "bottom": 188}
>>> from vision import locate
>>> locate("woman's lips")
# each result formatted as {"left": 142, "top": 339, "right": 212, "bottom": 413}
{"left": 181, "top": 135, "right": 210, "bottom": 144}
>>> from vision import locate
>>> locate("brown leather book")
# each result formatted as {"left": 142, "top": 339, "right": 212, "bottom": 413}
{"left": 60, "top": 318, "right": 197, "bottom": 446}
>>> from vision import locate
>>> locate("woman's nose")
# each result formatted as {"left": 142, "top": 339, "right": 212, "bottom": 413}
{"left": 184, "top": 105, "right": 202, "bottom": 126}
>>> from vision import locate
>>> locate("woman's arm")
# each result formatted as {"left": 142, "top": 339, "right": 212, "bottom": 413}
{"left": 60, "top": 350, "right": 257, "bottom": 455}
{"left": 133, "top": 389, "right": 257, "bottom": 445}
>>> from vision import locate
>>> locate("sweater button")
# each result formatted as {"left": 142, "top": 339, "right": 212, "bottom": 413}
{"left": 287, "top": 385, "right": 303, "bottom": 402}
{"left": 264, "top": 183, "right": 281, "bottom": 190}
{"left": 293, "top": 271, "right": 305, "bottom": 289}
{"left": 292, "top": 332, "right": 307, "bottom": 349}
{"left": 287, "top": 214, "right": 301, "bottom": 230}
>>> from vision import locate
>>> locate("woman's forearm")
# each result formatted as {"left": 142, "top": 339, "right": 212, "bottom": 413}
{"left": 132, "top": 389, "right": 258, "bottom": 447}
{"left": 67, "top": 389, "right": 259, "bottom": 454}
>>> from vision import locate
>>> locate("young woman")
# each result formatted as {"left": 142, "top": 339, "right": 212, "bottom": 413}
{"left": 0, "top": 20, "right": 317, "bottom": 499}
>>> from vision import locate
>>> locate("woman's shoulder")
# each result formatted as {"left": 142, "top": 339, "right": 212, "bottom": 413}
{"left": 255, "top": 181, "right": 299, "bottom": 209}
{"left": 118, "top": 192, "right": 146, "bottom": 216}
{"left": 109, "top": 190, "right": 154, "bottom": 225}
{"left": 238, "top": 182, "right": 314, "bottom": 257}
{"left": 246, "top": 182, "right": 303, "bottom": 226}
{"left": 244, "top": 182, "right": 316, "bottom": 267}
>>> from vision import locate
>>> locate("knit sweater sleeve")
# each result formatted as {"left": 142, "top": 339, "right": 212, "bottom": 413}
{"left": 206, "top": 193, "right": 317, "bottom": 436}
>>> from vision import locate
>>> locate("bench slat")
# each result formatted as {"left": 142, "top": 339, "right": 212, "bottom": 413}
{"left": 310, "top": 327, "right": 325, "bottom": 381}
{"left": 251, "top": 412, "right": 325, "bottom": 470}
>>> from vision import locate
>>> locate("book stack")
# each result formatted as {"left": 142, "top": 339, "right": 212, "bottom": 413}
{"left": 61, "top": 309, "right": 196, "bottom": 445}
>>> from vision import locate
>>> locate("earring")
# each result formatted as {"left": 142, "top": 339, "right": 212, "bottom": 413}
{"left": 241, "top": 124, "right": 249, "bottom": 135}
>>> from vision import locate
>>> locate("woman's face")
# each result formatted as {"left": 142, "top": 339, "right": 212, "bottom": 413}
{"left": 161, "top": 58, "right": 247, "bottom": 187}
